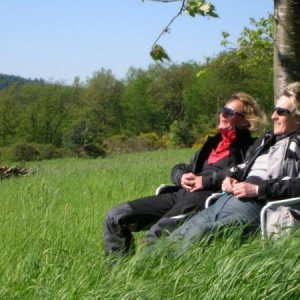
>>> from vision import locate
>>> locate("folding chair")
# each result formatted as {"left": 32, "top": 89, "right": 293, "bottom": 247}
{"left": 204, "top": 192, "right": 300, "bottom": 240}
{"left": 155, "top": 184, "right": 180, "bottom": 196}
{"left": 260, "top": 197, "right": 300, "bottom": 240}
{"left": 155, "top": 184, "right": 190, "bottom": 222}
{"left": 205, "top": 192, "right": 225, "bottom": 208}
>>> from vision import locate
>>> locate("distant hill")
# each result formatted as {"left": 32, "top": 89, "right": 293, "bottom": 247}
{"left": 0, "top": 74, "right": 44, "bottom": 90}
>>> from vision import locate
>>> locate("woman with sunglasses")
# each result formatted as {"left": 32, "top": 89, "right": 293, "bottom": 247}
{"left": 104, "top": 92, "right": 266, "bottom": 255}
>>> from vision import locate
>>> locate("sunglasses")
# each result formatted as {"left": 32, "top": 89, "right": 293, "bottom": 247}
{"left": 273, "top": 107, "right": 293, "bottom": 116}
{"left": 221, "top": 106, "right": 245, "bottom": 118}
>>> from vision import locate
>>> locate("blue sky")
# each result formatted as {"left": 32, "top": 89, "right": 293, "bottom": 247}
{"left": 1, "top": 0, "right": 273, "bottom": 84}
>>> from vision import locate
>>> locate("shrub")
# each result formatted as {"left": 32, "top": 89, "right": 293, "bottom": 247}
{"left": 63, "top": 119, "right": 96, "bottom": 153}
{"left": 103, "top": 135, "right": 129, "bottom": 154}
{"left": 0, "top": 143, "right": 76, "bottom": 162}
{"left": 192, "top": 128, "right": 218, "bottom": 150}
{"left": 14, "top": 143, "right": 39, "bottom": 161}
{"left": 79, "top": 143, "right": 106, "bottom": 158}
{"left": 167, "top": 120, "right": 196, "bottom": 148}
{"left": 138, "top": 132, "right": 166, "bottom": 150}
{"left": 35, "top": 144, "right": 73, "bottom": 160}
{"left": 104, "top": 133, "right": 167, "bottom": 154}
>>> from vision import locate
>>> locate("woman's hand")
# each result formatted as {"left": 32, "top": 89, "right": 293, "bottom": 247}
{"left": 181, "top": 173, "right": 203, "bottom": 192}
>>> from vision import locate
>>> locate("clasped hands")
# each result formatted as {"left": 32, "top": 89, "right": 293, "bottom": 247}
{"left": 221, "top": 176, "right": 258, "bottom": 199}
{"left": 181, "top": 172, "right": 203, "bottom": 192}
{"left": 181, "top": 173, "right": 259, "bottom": 198}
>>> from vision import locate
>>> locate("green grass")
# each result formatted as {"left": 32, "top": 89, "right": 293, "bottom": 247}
{"left": 1, "top": 149, "right": 300, "bottom": 299}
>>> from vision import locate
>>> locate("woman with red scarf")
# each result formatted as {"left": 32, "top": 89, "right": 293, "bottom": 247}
{"left": 104, "top": 92, "right": 266, "bottom": 255}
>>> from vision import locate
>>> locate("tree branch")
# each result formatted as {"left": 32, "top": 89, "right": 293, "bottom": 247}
{"left": 151, "top": 0, "right": 186, "bottom": 48}
{"left": 145, "top": 0, "right": 182, "bottom": 2}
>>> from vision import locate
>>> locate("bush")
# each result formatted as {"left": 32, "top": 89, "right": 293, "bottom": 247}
{"left": 192, "top": 128, "right": 218, "bottom": 150}
{"left": 104, "top": 133, "right": 167, "bottom": 154}
{"left": 103, "top": 135, "right": 129, "bottom": 154}
{"left": 14, "top": 144, "right": 39, "bottom": 161}
{"left": 79, "top": 143, "right": 106, "bottom": 158}
{"left": 0, "top": 143, "right": 75, "bottom": 162}
{"left": 35, "top": 144, "right": 73, "bottom": 160}
{"left": 63, "top": 119, "right": 97, "bottom": 153}
{"left": 167, "top": 120, "right": 197, "bottom": 148}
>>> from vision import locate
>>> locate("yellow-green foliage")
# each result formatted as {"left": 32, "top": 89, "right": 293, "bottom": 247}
{"left": 192, "top": 128, "right": 218, "bottom": 150}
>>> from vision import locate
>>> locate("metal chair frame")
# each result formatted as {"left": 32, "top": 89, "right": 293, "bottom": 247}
{"left": 205, "top": 193, "right": 300, "bottom": 240}
{"left": 156, "top": 185, "right": 300, "bottom": 240}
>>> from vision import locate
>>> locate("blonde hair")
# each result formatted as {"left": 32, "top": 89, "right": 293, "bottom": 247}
{"left": 227, "top": 92, "right": 267, "bottom": 132}
{"left": 283, "top": 82, "right": 300, "bottom": 120}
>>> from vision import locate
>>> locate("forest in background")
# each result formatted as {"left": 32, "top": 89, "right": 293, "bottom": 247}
{"left": 0, "top": 17, "right": 273, "bottom": 161}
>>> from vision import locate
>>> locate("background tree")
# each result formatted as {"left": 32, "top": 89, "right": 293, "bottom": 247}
{"left": 0, "top": 17, "right": 274, "bottom": 159}
{"left": 122, "top": 67, "right": 162, "bottom": 135}
{"left": 84, "top": 69, "right": 124, "bottom": 143}
{"left": 19, "top": 83, "right": 73, "bottom": 146}
{"left": 0, "top": 85, "right": 21, "bottom": 146}
{"left": 274, "top": 0, "right": 300, "bottom": 98}
{"left": 147, "top": 64, "right": 196, "bottom": 131}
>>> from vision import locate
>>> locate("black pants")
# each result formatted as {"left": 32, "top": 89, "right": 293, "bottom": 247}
{"left": 104, "top": 188, "right": 213, "bottom": 254}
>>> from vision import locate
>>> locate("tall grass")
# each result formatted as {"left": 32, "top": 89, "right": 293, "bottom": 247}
{"left": 1, "top": 149, "right": 299, "bottom": 299}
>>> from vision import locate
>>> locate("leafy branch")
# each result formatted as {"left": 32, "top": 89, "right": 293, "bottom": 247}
{"left": 146, "top": 0, "right": 218, "bottom": 61}
{"left": 197, "top": 15, "right": 273, "bottom": 77}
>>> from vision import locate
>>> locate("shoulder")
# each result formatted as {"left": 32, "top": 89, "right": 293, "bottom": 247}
{"left": 290, "top": 129, "right": 300, "bottom": 144}
{"left": 202, "top": 133, "right": 221, "bottom": 147}
{"left": 287, "top": 130, "right": 300, "bottom": 156}
{"left": 256, "top": 131, "right": 274, "bottom": 145}
{"left": 232, "top": 129, "right": 254, "bottom": 149}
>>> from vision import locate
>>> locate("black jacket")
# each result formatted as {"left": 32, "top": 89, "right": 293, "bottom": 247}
{"left": 171, "top": 129, "right": 255, "bottom": 190}
{"left": 230, "top": 129, "right": 300, "bottom": 202}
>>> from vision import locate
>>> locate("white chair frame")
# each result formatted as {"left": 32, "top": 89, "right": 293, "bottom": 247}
{"left": 156, "top": 185, "right": 300, "bottom": 239}
{"left": 205, "top": 193, "right": 300, "bottom": 240}
{"left": 260, "top": 197, "right": 300, "bottom": 239}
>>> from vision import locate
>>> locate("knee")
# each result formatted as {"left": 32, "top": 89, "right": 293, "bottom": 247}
{"left": 148, "top": 217, "right": 179, "bottom": 237}
{"left": 105, "top": 207, "right": 117, "bottom": 226}
{"left": 105, "top": 203, "right": 132, "bottom": 226}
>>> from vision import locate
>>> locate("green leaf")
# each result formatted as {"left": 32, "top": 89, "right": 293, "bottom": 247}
{"left": 222, "top": 31, "right": 230, "bottom": 39}
{"left": 185, "top": 0, "right": 218, "bottom": 18}
{"left": 196, "top": 69, "right": 207, "bottom": 77}
{"left": 150, "top": 44, "right": 170, "bottom": 62}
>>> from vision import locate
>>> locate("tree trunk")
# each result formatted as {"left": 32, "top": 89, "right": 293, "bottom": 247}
{"left": 274, "top": 0, "right": 300, "bottom": 100}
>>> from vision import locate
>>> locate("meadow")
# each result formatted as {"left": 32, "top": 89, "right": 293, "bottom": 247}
{"left": 1, "top": 149, "right": 300, "bottom": 299}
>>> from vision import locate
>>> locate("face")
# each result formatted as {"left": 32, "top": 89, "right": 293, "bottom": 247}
{"left": 272, "top": 95, "right": 300, "bottom": 135}
{"left": 219, "top": 99, "right": 249, "bottom": 130}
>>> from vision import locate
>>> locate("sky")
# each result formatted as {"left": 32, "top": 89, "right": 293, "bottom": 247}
{"left": 1, "top": 0, "right": 273, "bottom": 84}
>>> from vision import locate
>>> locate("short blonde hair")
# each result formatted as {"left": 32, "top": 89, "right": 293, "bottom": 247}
{"left": 283, "top": 82, "right": 300, "bottom": 120}
{"left": 226, "top": 92, "right": 267, "bottom": 132}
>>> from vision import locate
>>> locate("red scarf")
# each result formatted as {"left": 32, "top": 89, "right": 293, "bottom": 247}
{"left": 207, "top": 129, "right": 237, "bottom": 165}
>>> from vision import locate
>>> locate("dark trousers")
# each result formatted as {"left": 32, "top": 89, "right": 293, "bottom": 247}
{"left": 104, "top": 188, "right": 213, "bottom": 253}
{"left": 169, "top": 193, "right": 264, "bottom": 250}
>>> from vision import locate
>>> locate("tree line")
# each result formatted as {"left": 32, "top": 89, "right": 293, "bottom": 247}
{"left": 0, "top": 17, "right": 274, "bottom": 161}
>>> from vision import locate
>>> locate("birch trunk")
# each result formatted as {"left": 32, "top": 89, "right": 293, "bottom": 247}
{"left": 274, "top": 0, "right": 300, "bottom": 100}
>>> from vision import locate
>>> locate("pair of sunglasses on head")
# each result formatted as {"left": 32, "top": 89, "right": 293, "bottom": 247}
{"left": 221, "top": 106, "right": 294, "bottom": 118}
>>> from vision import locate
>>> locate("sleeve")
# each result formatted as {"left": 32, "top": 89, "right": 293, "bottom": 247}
{"left": 202, "top": 169, "right": 229, "bottom": 190}
{"left": 171, "top": 152, "right": 198, "bottom": 186}
{"left": 258, "top": 177, "right": 300, "bottom": 201}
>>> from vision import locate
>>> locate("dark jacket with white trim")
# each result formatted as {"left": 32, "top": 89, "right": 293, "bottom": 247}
{"left": 229, "top": 128, "right": 300, "bottom": 202}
